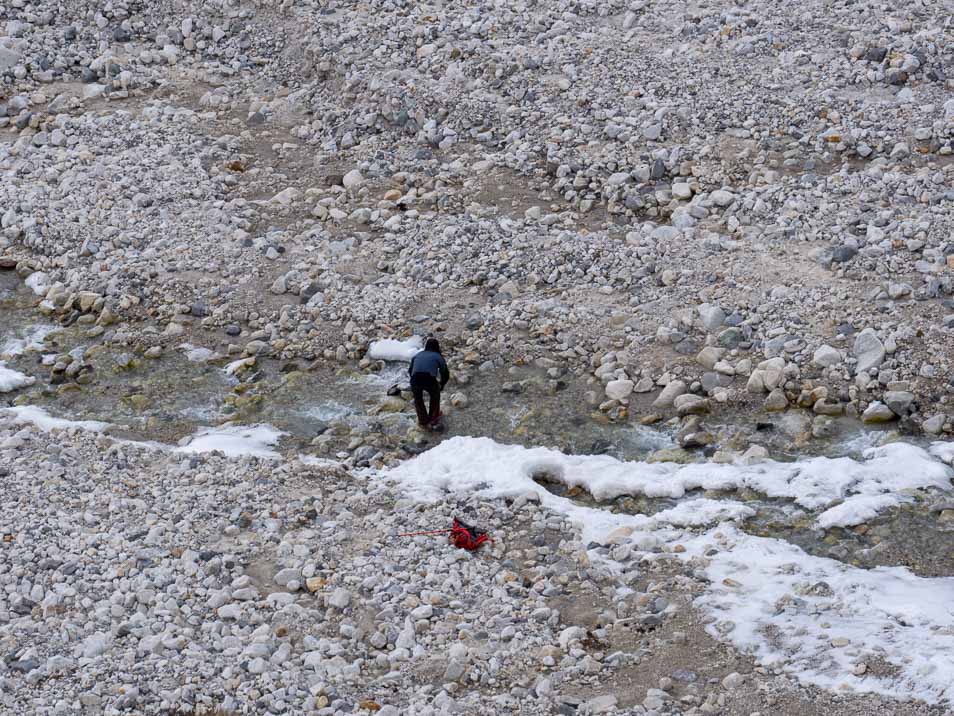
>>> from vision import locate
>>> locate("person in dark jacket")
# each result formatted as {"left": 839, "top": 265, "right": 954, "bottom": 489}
{"left": 408, "top": 337, "right": 449, "bottom": 429}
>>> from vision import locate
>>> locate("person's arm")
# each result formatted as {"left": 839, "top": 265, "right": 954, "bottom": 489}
{"left": 408, "top": 354, "right": 416, "bottom": 378}
{"left": 439, "top": 357, "right": 449, "bottom": 388}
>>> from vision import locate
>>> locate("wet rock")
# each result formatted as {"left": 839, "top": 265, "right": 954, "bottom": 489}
{"left": 862, "top": 402, "right": 896, "bottom": 423}
{"left": 763, "top": 389, "right": 788, "bottom": 411}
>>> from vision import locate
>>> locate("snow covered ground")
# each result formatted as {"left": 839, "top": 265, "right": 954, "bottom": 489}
{"left": 0, "top": 364, "right": 35, "bottom": 393}
{"left": 383, "top": 436, "right": 954, "bottom": 706}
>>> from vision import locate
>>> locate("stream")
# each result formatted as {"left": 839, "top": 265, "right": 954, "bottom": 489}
{"left": 2, "top": 270, "right": 953, "bottom": 580}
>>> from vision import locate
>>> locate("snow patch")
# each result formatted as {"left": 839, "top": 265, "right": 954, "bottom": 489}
{"left": 686, "top": 524, "right": 954, "bottom": 705}
{"left": 367, "top": 336, "right": 423, "bottom": 362}
{"left": 175, "top": 423, "right": 284, "bottom": 458}
{"left": 223, "top": 357, "right": 255, "bottom": 376}
{"left": 930, "top": 442, "right": 954, "bottom": 466}
{"left": 0, "top": 363, "right": 35, "bottom": 392}
{"left": 24, "top": 272, "right": 50, "bottom": 296}
{"left": 3, "top": 405, "right": 109, "bottom": 432}
{"left": 815, "top": 494, "right": 911, "bottom": 529}
{"left": 1, "top": 324, "right": 58, "bottom": 358}
{"left": 386, "top": 437, "right": 950, "bottom": 525}
{"left": 653, "top": 499, "right": 755, "bottom": 527}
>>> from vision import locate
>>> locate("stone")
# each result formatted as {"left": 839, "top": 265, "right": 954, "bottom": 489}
{"left": 652, "top": 380, "right": 687, "bottom": 409}
{"left": 696, "top": 346, "right": 725, "bottom": 370}
{"left": 922, "top": 414, "right": 947, "bottom": 435}
{"left": 672, "top": 182, "right": 692, "bottom": 200}
{"left": 698, "top": 303, "right": 725, "bottom": 331}
{"left": 813, "top": 345, "right": 842, "bottom": 368}
{"left": 343, "top": 170, "right": 363, "bottom": 189}
{"left": 710, "top": 189, "right": 735, "bottom": 207}
{"left": 274, "top": 568, "right": 299, "bottom": 586}
{"left": 851, "top": 328, "right": 885, "bottom": 373}
{"left": 328, "top": 588, "right": 351, "bottom": 609}
{"left": 883, "top": 391, "right": 915, "bottom": 417}
{"left": 604, "top": 379, "right": 634, "bottom": 401}
{"left": 0, "top": 47, "right": 23, "bottom": 72}
{"left": 862, "top": 402, "right": 896, "bottom": 424}
{"left": 763, "top": 389, "right": 788, "bottom": 411}
{"left": 674, "top": 394, "right": 709, "bottom": 416}
{"left": 740, "top": 445, "right": 769, "bottom": 464}
{"left": 853, "top": 328, "right": 885, "bottom": 373}
{"left": 581, "top": 694, "right": 618, "bottom": 714}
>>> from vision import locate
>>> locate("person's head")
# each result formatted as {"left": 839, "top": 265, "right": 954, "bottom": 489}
{"left": 424, "top": 337, "right": 441, "bottom": 353}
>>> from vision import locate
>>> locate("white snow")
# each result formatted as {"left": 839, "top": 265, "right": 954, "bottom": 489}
{"left": 0, "top": 363, "right": 35, "bottom": 392}
{"left": 815, "top": 494, "right": 912, "bottom": 529}
{"left": 367, "top": 336, "right": 423, "bottom": 362}
{"left": 930, "top": 441, "right": 954, "bottom": 466}
{"left": 223, "top": 357, "right": 255, "bottom": 376}
{"left": 3, "top": 405, "right": 109, "bottom": 432}
{"left": 653, "top": 499, "right": 755, "bottom": 527}
{"left": 24, "top": 271, "right": 50, "bottom": 296}
{"left": 175, "top": 423, "right": 284, "bottom": 458}
{"left": 1, "top": 324, "right": 58, "bottom": 358}
{"left": 686, "top": 524, "right": 954, "bottom": 705}
{"left": 384, "top": 436, "right": 656, "bottom": 547}
{"left": 382, "top": 436, "right": 954, "bottom": 705}
{"left": 386, "top": 437, "right": 951, "bottom": 526}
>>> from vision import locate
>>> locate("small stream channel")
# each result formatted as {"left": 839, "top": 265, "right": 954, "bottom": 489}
{"left": 2, "top": 270, "right": 953, "bottom": 577}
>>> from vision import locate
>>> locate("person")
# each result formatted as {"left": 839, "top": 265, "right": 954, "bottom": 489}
{"left": 408, "top": 337, "right": 449, "bottom": 430}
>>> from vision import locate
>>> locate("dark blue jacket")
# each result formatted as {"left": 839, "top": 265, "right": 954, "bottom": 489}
{"left": 409, "top": 350, "right": 449, "bottom": 388}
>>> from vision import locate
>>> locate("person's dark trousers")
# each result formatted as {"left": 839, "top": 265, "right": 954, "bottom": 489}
{"left": 410, "top": 373, "right": 441, "bottom": 426}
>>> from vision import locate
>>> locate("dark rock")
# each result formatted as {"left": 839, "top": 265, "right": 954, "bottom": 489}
{"left": 886, "top": 69, "right": 908, "bottom": 86}
{"left": 716, "top": 327, "right": 744, "bottom": 348}
{"left": 831, "top": 245, "right": 857, "bottom": 263}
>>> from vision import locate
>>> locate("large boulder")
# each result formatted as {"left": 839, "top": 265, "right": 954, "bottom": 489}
{"left": 852, "top": 328, "right": 885, "bottom": 374}
{"left": 605, "top": 379, "right": 634, "bottom": 401}
{"left": 883, "top": 391, "right": 915, "bottom": 417}
{"left": 652, "top": 380, "right": 686, "bottom": 408}
{"left": 861, "top": 402, "right": 896, "bottom": 424}
{"left": 812, "top": 344, "right": 842, "bottom": 368}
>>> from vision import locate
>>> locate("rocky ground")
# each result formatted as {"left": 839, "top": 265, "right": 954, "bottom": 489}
{"left": 0, "top": 0, "right": 953, "bottom": 435}
{"left": 1, "top": 418, "right": 951, "bottom": 716}
{"left": 2, "top": 0, "right": 954, "bottom": 713}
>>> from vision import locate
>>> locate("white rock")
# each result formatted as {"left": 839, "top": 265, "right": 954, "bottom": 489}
{"left": 342, "top": 169, "right": 363, "bottom": 189}
{"left": 328, "top": 587, "right": 351, "bottom": 609}
{"left": 813, "top": 344, "right": 842, "bottom": 368}
{"left": 604, "top": 379, "right": 634, "bottom": 401}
